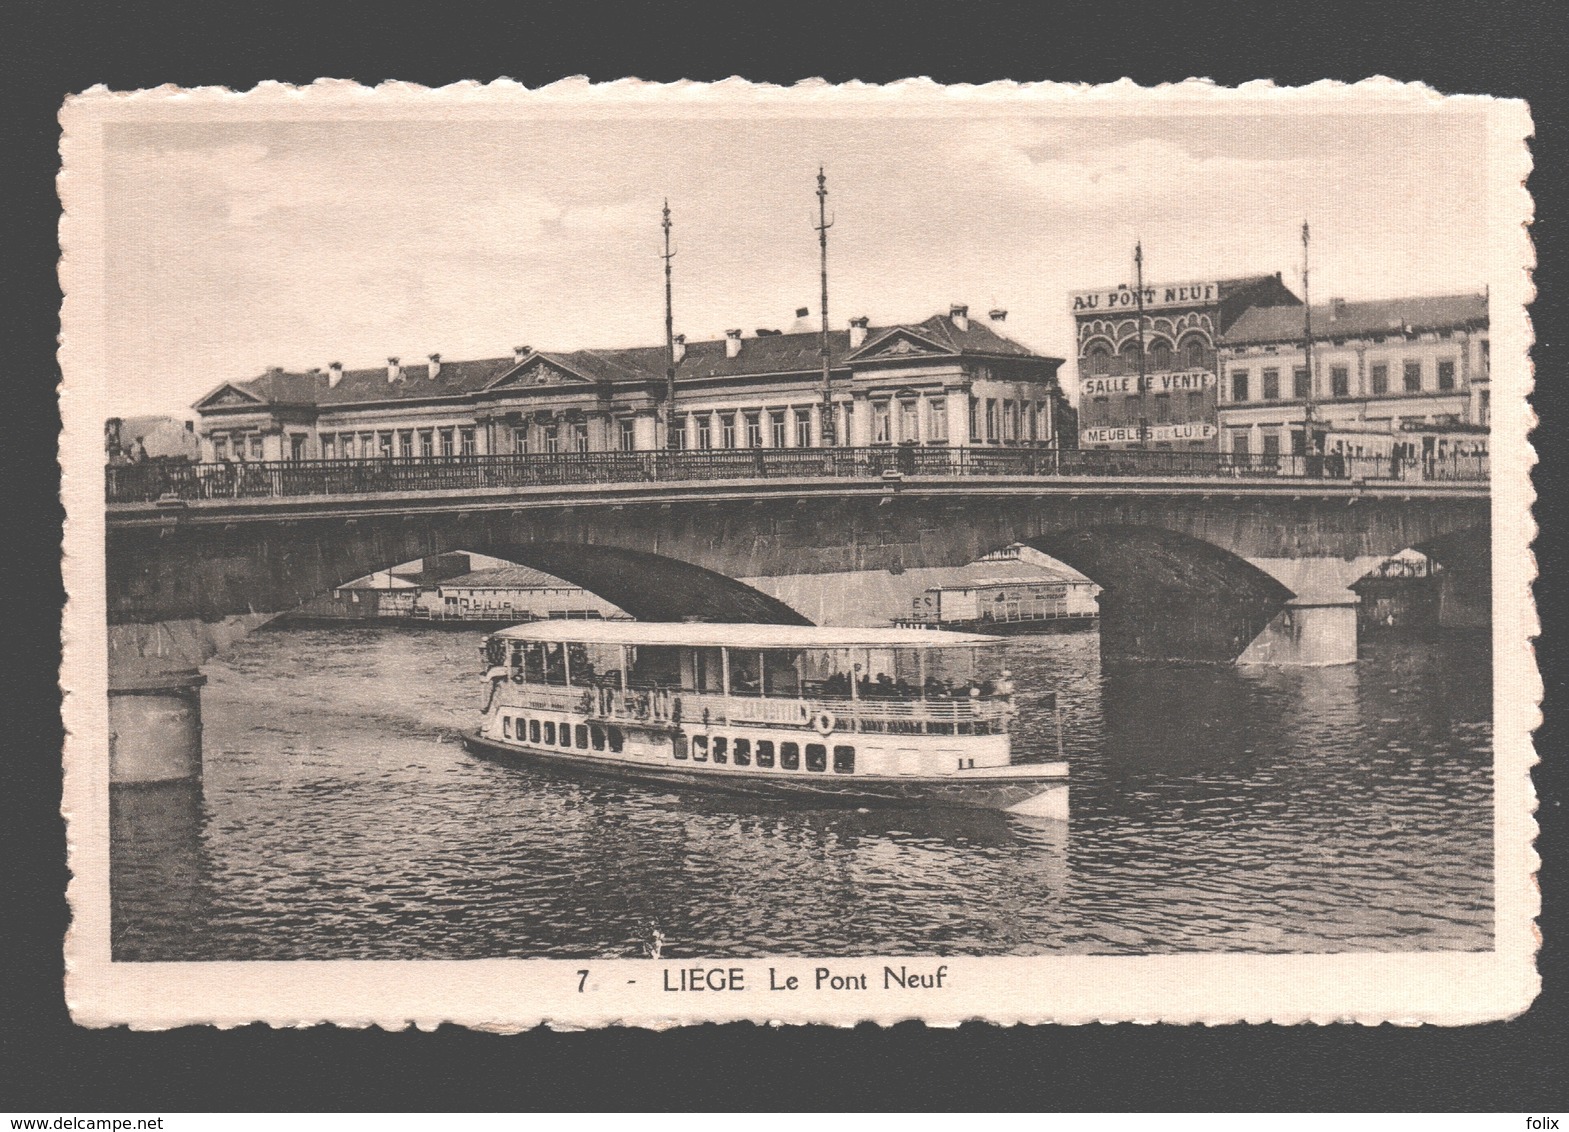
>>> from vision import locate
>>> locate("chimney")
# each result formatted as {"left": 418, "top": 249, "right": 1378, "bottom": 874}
{"left": 1330, "top": 297, "right": 1347, "bottom": 321}
{"left": 950, "top": 304, "right": 969, "bottom": 332}
{"left": 989, "top": 308, "right": 1008, "bottom": 322}
{"left": 849, "top": 316, "right": 870, "bottom": 350}
{"left": 328, "top": 361, "right": 343, "bottom": 388}
{"left": 725, "top": 329, "right": 743, "bottom": 359}
{"left": 672, "top": 334, "right": 686, "bottom": 364}
{"left": 513, "top": 345, "right": 530, "bottom": 364}
{"left": 387, "top": 357, "right": 401, "bottom": 383}
{"left": 427, "top": 353, "right": 442, "bottom": 379}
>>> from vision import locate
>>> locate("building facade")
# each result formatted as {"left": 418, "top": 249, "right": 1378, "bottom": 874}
{"left": 191, "top": 306, "right": 1071, "bottom": 462}
{"left": 1216, "top": 292, "right": 1489, "bottom": 467}
{"left": 1070, "top": 275, "right": 1301, "bottom": 451}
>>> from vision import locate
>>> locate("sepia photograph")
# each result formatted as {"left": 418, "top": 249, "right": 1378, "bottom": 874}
{"left": 58, "top": 79, "right": 1537, "bottom": 1028}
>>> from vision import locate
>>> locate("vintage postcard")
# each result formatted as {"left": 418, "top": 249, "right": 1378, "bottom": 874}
{"left": 59, "top": 78, "right": 1538, "bottom": 1028}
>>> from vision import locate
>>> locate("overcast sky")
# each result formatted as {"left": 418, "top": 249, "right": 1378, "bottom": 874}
{"left": 103, "top": 107, "right": 1490, "bottom": 418}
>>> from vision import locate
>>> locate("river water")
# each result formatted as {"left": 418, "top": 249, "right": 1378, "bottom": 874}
{"left": 111, "top": 627, "right": 1493, "bottom": 960}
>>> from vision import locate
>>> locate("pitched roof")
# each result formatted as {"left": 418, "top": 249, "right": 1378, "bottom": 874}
{"left": 438, "top": 565, "right": 587, "bottom": 590}
{"left": 197, "top": 311, "right": 1058, "bottom": 411}
{"left": 213, "top": 356, "right": 524, "bottom": 409}
{"left": 1224, "top": 292, "right": 1488, "bottom": 346}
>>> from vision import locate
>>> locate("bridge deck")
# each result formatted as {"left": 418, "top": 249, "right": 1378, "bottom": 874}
{"left": 107, "top": 447, "right": 1489, "bottom": 521}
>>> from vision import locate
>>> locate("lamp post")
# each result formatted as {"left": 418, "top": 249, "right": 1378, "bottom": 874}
{"left": 1134, "top": 241, "right": 1149, "bottom": 451}
{"left": 815, "top": 167, "right": 837, "bottom": 448}
{"left": 661, "top": 200, "right": 679, "bottom": 450}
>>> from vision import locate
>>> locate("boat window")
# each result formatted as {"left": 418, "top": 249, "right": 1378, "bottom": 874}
{"left": 733, "top": 738, "right": 751, "bottom": 766}
{"left": 761, "top": 651, "right": 802, "bottom": 698}
{"left": 524, "top": 643, "right": 546, "bottom": 683}
{"left": 712, "top": 737, "right": 728, "bottom": 764}
{"left": 559, "top": 719, "right": 573, "bottom": 746}
{"left": 806, "top": 743, "right": 827, "bottom": 772}
{"left": 672, "top": 734, "right": 688, "bottom": 759}
{"left": 626, "top": 645, "right": 684, "bottom": 691}
{"left": 541, "top": 642, "right": 568, "bottom": 685}
{"left": 692, "top": 736, "right": 708, "bottom": 762}
{"left": 755, "top": 740, "right": 774, "bottom": 768}
{"left": 575, "top": 724, "right": 589, "bottom": 749}
{"left": 729, "top": 652, "right": 762, "bottom": 697}
{"left": 695, "top": 648, "right": 725, "bottom": 693}
{"left": 542, "top": 721, "right": 556, "bottom": 745}
{"left": 780, "top": 741, "right": 800, "bottom": 770}
{"left": 564, "top": 643, "right": 597, "bottom": 687}
{"left": 502, "top": 716, "right": 512, "bottom": 739}
{"left": 529, "top": 719, "right": 541, "bottom": 743}
{"left": 590, "top": 724, "right": 606, "bottom": 751}
{"left": 607, "top": 726, "right": 625, "bottom": 753}
{"left": 833, "top": 745, "right": 855, "bottom": 774}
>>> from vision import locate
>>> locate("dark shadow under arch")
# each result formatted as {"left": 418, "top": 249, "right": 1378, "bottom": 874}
{"left": 475, "top": 543, "right": 813, "bottom": 624}
{"left": 1021, "top": 525, "right": 1294, "bottom": 664}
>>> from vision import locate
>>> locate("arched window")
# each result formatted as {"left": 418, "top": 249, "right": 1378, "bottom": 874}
{"left": 1180, "top": 335, "right": 1209, "bottom": 370}
{"left": 1086, "top": 347, "right": 1111, "bottom": 375}
{"left": 1119, "top": 341, "right": 1143, "bottom": 371}
{"left": 1150, "top": 339, "right": 1173, "bottom": 372}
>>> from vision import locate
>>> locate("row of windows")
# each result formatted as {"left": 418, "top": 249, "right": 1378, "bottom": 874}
{"left": 676, "top": 735, "right": 854, "bottom": 774}
{"left": 511, "top": 422, "right": 591, "bottom": 455}
{"left": 1226, "top": 359, "right": 1458, "bottom": 403}
{"left": 668, "top": 407, "right": 820, "bottom": 450}
{"left": 1084, "top": 390, "right": 1207, "bottom": 426}
{"left": 502, "top": 713, "right": 626, "bottom": 753}
{"left": 498, "top": 713, "right": 857, "bottom": 774}
{"left": 312, "top": 427, "right": 479, "bottom": 461}
{"left": 1083, "top": 338, "right": 1211, "bottom": 375}
{"left": 209, "top": 433, "right": 269, "bottom": 461}
{"left": 968, "top": 398, "right": 1051, "bottom": 444}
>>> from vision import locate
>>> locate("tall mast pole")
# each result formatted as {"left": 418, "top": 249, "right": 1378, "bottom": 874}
{"left": 661, "top": 200, "right": 678, "bottom": 449}
{"left": 1134, "top": 241, "right": 1149, "bottom": 449}
{"left": 1302, "top": 220, "right": 1317, "bottom": 448}
{"left": 815, "top": 167, "right": 836, "bottom": 447}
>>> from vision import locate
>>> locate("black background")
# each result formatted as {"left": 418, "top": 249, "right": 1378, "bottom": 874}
{"left": 3, "top": 0, "right": 1565, "bottom": 1111}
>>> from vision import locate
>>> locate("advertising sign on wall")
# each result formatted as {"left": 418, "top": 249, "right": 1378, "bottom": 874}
{"left": 1080, "top": 422, "right": 1218, "bottom": 445}
{"left": 1069, "top": 282, "right": 1220, "bottom": 314}
{"left": 1079, "top": 370, "right": 1215, "bottom": 397}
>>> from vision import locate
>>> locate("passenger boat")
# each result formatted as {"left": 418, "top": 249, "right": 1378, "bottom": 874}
{"left": 462, "top": 621, "right": 1068, "bottom": 819}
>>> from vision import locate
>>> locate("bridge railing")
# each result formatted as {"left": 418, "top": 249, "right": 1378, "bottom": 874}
{"left": 105, "top": 446, "right": 1491, "bottom": 503}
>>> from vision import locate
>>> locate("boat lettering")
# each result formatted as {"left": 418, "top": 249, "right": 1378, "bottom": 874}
{"left": 662, "top": 966, "right": 746, "bottom": 992}
{"left": 883, "top": 964, "right": 949, "bottom": 990}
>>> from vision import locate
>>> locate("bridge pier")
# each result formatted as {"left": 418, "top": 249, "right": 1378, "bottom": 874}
{"left": 1236, "top": 591, "right": 1360, "bottom": 667}
{"left": 109, "top": 662, "right": 206, "bottom": 784}
{"left": 1435, "top": 548, "right": 1493, "bottom": 631}
{"left": 105, "top": 614, "right": 273, "bottom": 784}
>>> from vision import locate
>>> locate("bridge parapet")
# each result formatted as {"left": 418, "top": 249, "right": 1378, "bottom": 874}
{"left": 106, "top": 446, "right": 1489, "bottom": 506}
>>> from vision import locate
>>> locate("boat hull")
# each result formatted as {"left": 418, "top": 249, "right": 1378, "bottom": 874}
{"left": 462, "top": 732, "right": 1067, "bottom": 818}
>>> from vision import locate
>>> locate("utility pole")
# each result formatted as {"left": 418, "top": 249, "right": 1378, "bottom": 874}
{"left": 1134, "top": 241, "right": 1149, "bottom": 450}
{"left": 661, "top": 200, "right": 678, "bottom": 449}
{"left": 815, "top": 167, "right": 836, "bottom": 447}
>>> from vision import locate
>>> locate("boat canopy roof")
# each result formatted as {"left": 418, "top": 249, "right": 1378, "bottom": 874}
{"left": 489, "top": 621, "right": 1004, "bottom": 649}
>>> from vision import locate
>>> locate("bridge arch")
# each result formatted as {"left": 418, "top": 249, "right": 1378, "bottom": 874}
{"left": 1014, "top": 526, "right": 1295, "bottom": 664}
{"left": 441, "top": 543, "right": 811, "bottom": 625}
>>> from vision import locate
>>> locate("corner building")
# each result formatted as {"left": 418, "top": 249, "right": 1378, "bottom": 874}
{"left": 1071, "top": 275, "right": 1301, "bottom": 451}
{"left": 192, "top": 306, "right": 1071, "bottom": 462}
{"left": 1216, "top": 292, "right": 1489, "bottom": 466}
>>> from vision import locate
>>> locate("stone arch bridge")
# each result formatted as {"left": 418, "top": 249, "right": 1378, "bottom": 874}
{"left": 107, "top": 471, "right": 1489, "bottom": 670}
